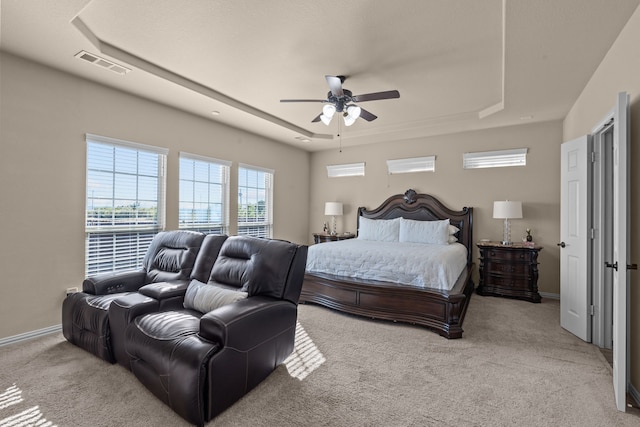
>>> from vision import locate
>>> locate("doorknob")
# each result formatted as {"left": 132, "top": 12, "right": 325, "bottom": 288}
{"left": 628, "top": 264, "right": 638, "bottom": 270}
{"left": 557, "top": 242, "right": 566, "bottom": 248}
{"left": 605, "top": 261, "right": 618, "bottom": 271}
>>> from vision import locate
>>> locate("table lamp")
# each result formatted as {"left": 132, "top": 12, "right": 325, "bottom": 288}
{"left": 324, "top": 202, "right": 343, "bottom": 236}
{"left": 493, "top": 200, "right": 522, "bottom": 245}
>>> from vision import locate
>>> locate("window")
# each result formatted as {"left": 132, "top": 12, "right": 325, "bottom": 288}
{"left": 326, "top": 162, "right": 365, "bottom": 177}
{"left": 463, "top": 148, "right": 528, "bottom": 169}
{"left": 179, "top": 153, "right": 230, "bottom": 234}
{"left": 85, "top": 134, "right": 167, "bottom": 276}
{"left": 237, "top": 164, "right": 273, "bottom": 238}
{"left": 386, "top": 156, "right": 436, "bottom": 174}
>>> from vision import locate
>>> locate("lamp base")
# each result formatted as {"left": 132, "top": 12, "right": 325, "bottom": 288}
{"left": 501, "top": 218, "right": 512, "bottom": 246}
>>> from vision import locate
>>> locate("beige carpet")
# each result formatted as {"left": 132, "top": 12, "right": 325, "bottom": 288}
{"left": 1, "top": 295, "right": 638, "bottom": 426}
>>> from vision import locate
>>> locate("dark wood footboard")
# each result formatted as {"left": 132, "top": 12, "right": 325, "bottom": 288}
{"left": 300, "top": 264, "right": 474, "bottom": 339}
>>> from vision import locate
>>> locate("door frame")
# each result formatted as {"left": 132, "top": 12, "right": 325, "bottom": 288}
{"left": 591, "top": 121, "right": 614, "bottom": 349}
{"left": 588, "top": 92, "right": 629, "bottom": 412}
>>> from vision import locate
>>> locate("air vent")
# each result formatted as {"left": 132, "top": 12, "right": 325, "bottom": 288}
{"left": 74, "top": 50, "right": 131, "bottom": 75}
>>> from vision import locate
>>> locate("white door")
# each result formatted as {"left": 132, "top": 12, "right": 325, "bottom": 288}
{"left": 611, "top": 92, "right": 630, "bottom": 412}
{"left": 559, "top": 135, "right": 592, "bottom": 341}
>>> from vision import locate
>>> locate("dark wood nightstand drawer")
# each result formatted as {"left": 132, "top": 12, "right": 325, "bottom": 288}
{"left": 485, "top": 274, "right": 532, "bottom": 289}
{"left": 485, "top": 262, "right": 530, "bottom": 276}
{"left": 484, "top": 248, "right": 534, "bottom": 262}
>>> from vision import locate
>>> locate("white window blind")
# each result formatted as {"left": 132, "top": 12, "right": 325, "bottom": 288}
{"left": 386, "top": 156, "right": 436, "bottom": 174}
{"left": 326, "top": 162, "right": 365, "bottom": 177}
{"left": 237, "top": 164, "right": 273, "bottom": 238}
{"left": 85, "top": 134, "right": 167, "bottom": 276}
{"left": 179, "top": 153, "right": 231, "bottom": 234}
{"left": 463, "top": 148, "right": 528, "bottom": 169}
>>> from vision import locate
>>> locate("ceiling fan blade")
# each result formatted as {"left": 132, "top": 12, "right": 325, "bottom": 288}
{"left": 311, "top": 113, "right": 322, "bottom": 123}
{"left": 280, "top": 99, "right": 326, "bottom": 103}
{"left": 352, "top": 90, "right": 400, "bottom": 102}
{"left": 325, "top": 75, "right": 344, "bottom": 97}
{"left": 359, "top": 108, "right": 378, "bottom": 122}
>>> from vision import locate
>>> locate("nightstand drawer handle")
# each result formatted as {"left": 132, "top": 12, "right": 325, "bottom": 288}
{"left": 557, "top": 242, "right": 566, "bottom": 248}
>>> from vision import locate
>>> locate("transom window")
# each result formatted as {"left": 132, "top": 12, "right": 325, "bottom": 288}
{"left": 179, "top": 153, "right": 230, "bottom": 234}
{"left": 85, "top": 134, "right": 167, "bottom": 276}
{"left": 237, "top": 164, "right": 273, "bottom": 238}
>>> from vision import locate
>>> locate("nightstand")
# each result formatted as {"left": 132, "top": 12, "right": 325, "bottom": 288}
{"left": 476, "top": 242, "right": 542, "bottom": 303}
{"left": 313, "top": 232, "right": 356, "bottom": 244}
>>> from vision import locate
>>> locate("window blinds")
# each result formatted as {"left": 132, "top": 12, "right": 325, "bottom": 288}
{"left": 237, "top": 164, "right": 274, "bottom": 238}
{"left": 85, "top": 134, "right": 167, "bottom": 276}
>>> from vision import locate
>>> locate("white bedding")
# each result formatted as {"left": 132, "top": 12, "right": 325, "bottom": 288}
{"left": 305, "top": 239, "right": 468, "bottom": 291}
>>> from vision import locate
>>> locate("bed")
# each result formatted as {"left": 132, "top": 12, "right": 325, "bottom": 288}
{"left": 300, "top": 189, "right": 474, "bottom": 339}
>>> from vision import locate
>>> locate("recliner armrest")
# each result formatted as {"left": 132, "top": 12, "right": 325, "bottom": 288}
{"left": 82, "top": 269, "right": 147, "bottom": 295}
{"left": 199, "top": 297, "right": 297, "bottom": 349}
{"left": 138, "top": 281, "right": 189, "bottom": 300}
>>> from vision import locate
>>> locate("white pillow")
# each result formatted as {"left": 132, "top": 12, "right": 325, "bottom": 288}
{"left": 448, "top": 224, "right": 460, "bottom": 243}
{"left": 357, "top": 217, "right": 401, "bottom": 242}
{"left": 183, "top": 279, "right": 248, "bottom": 313}
{"left": 399, "top": 218, "right": 450, "bottom": 245}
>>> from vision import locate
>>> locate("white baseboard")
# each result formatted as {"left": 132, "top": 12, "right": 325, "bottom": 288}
{"left": 0, "top": 324, "right": 62, "bottom": 347}
{"left": 630, "top": 383, "right": 640, "bottom": 408}
{"left": 540, "top": 292, "right": 560, "bottom": 300}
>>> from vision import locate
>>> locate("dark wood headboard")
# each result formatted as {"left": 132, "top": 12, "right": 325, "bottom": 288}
{"left": 357, "top": 189, "right": 474, "bottom": 265}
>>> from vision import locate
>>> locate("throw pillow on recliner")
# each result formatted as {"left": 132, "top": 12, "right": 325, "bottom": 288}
{"left": 183, "top": 280, "right": 248, "bottom": 313}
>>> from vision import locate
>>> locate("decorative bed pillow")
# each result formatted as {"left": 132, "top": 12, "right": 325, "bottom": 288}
{"left": 448, "top": 224, "right": 460, "bottom": 243}
{"left": 357, "top": 217, "right": 401, "bottom": 242}
{"left": 399, "top": 218, "right": 450, "bottom": 245}
{"left": 183, "top": 280, "right": 248, "bottom": 313}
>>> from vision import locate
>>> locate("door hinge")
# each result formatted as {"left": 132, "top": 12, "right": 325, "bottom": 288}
{"left": 591, "top": 151, "right": 597, "bottom": 163}
{"left": 590, "top": 228, "right": 595, "bottom": 239}
{"left": 589, "top": 305, "right": 595, "bottom": 316}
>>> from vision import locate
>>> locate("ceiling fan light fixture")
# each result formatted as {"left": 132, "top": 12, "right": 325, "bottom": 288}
{"left": 322, "top": 104, "right": 336, "bottom": 118}
{"left": 347, "top": 105, "right": 361, "bottom": 119}
{"left": 343, "top": 115, "right": 356, "bottom": 126}
{"left": 320, "top": 114, "right": 333, "bottom": 125}
{"left": 343, "top": 104, "right": 361, "bottom": 126}
{"left": 280, "top": 75, "right": 399, "bottom": 125}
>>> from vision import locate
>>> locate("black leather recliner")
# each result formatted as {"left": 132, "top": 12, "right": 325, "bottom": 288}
{"left": 108, "top": 233, "right": 228, "bottom": 368}
{"left": 62, "top": 230, "right": 208, "bottom": 363}
{"left": 124, "top": 235, "right": 308, "bottom": 426}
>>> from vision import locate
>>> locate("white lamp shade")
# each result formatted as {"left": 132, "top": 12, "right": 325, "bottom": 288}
{"left": 343, "top": 105, "right": 361, "bottom": 126}
{"left": 347, "top": 105, "right": 361, "bottom": 119}
{"left": 324, "top": 202, "right": 343, "bottom": 216}
{"left": 322, "top": 104, "right": 336, "bottom": 118}
{"left": 320, "top": 114, "right": 333, "bottom": 125}
{"left": 493, "top": 201, "right": 523, "bottom": 219}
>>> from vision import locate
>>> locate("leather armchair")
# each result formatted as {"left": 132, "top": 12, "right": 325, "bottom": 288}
{"left": 109, "top": 233, "right": 228, "bottom": 368}
{"left": 124, "top": 236, "right": 308, "bottom": 426}
{"left": 62, "top": 230, "right": 207, "bottom": 362}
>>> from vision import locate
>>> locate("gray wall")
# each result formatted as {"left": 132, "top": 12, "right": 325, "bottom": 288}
{"left": 0, "top": 52, "right": 310, "bottom": 338}
{"left": 308, "top": 121, "right": 563, "bottom": 293}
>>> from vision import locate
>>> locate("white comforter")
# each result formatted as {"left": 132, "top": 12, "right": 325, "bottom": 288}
{"left": 305, "top": 239, "right": 468, "bottom": 291}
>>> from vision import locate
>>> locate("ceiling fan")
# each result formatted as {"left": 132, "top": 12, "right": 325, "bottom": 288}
{"left": 280, "top": 75, "right": 400, "bottom": 126}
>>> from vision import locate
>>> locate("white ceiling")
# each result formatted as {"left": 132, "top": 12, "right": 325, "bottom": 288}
{"left": 2, "top": 0, "right": 638, "bottom": 151}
